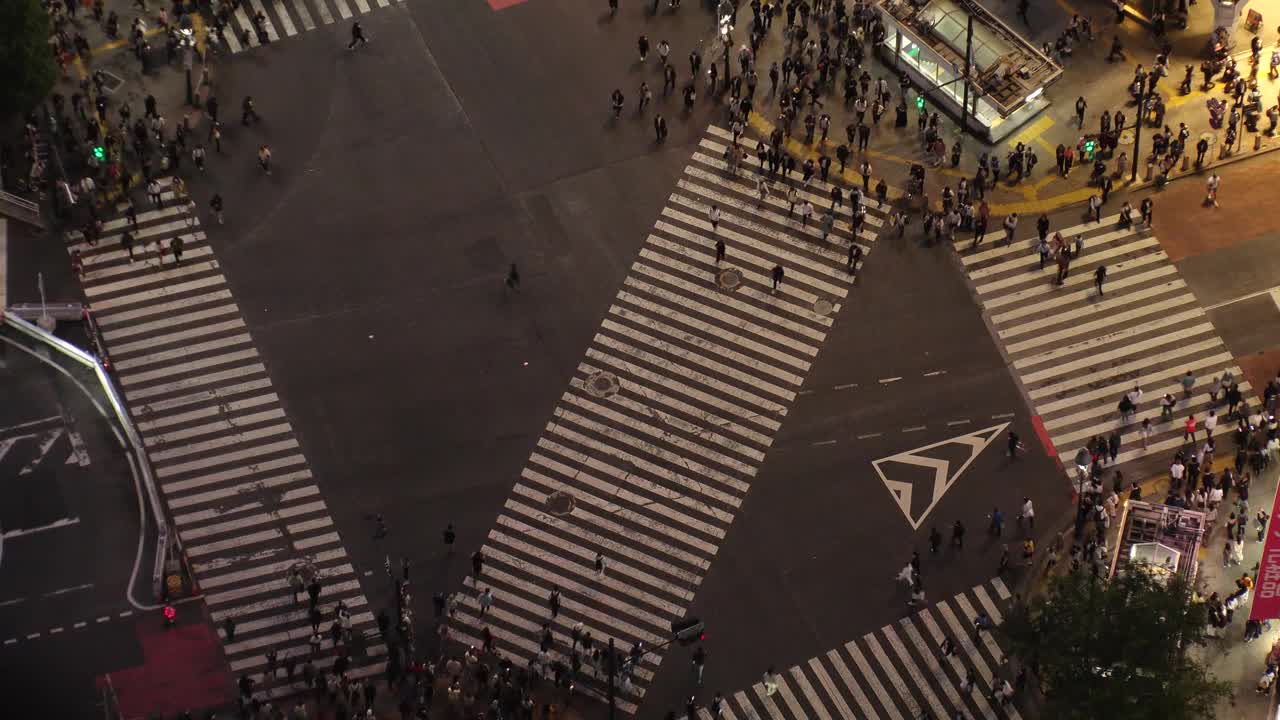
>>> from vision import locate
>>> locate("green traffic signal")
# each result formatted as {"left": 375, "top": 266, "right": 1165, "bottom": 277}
{"left": 92, "top": 146, "right": 105, "bottom": 160}
{"left": 915, "top": 96, "right": 925, "bottom": 110}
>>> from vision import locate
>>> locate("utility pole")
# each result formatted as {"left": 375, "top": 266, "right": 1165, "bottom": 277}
{"left": 607, "top": 638, "right": 617, "bottom": 720}
{"left": 1131, "top": 80, "right": 1146, "bottom": 182}
{"left": 960, "top": 15, "right": 974, "bottom": 133}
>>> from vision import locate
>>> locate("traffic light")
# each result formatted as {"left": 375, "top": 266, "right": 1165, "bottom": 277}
{"left": 1083, "top": 138, "right": 1096, "bottom": 159}
{"left": 92, "top": 145, "right": 105, "bottom": 161}
{"left": 915, "top": 96, "right": 925, "bottom": 111}
{"left": 671, "top": 617, "right": 705, "bottom": 645}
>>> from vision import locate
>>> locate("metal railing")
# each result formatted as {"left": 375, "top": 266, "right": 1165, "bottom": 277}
{"left": 1, "top": 311, "right": 168, "bottom": 599}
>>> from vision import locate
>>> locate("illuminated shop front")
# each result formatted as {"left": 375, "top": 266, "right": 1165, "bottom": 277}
{"left": 875, "top": 0, "right": 1063, "bottom": 143}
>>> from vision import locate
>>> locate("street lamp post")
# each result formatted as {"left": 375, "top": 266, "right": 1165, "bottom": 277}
{"left": 1130, "top": 80, "right": 1145, "bottom": 182}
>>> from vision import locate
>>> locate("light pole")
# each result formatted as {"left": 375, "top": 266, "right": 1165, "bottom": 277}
{"left": 1130, "top": 79, "right": 1145, "bottom": 182}
{"left": 718, "top": 0, "right": 735, "bottom": 84}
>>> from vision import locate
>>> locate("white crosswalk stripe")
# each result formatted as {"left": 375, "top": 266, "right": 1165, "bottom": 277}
{"left": 64, "top": 185, "right": 383, "bottom": 693}
{"left": 216, "top": 0, "right": 407, "bottom": 53}
{"left": 953, "top": 213, "right": 1251, "bottom": 480}
{"left": 702, "top": 579, "right": 1022, "bottom": 720}
{"left": 448, "top": 125, "right": 884, "bottom": 713}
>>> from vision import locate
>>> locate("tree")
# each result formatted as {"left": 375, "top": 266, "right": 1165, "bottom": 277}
{"left": 0, "top": 0, "right": 56, "bottom": 120}
{"left": 1001, "top": 570, "right": 1230, "bottom": 720}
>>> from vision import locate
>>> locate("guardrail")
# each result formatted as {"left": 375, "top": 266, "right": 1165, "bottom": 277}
{"left": 1, "top": 310, "right": 168, "bottom": 599}
{"left": 0, "top": 190, "right": 43, "bottom": 229}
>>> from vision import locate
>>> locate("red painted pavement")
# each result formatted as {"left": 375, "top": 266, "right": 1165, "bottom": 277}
{"left": 488, "top": 0, "right": 528, "bottom": 9}
{"left": 1031, "top": 415, "right": 1060, "bottom": 468}
{"left": 98, "top": 612, "right": 234, "bottom": 718}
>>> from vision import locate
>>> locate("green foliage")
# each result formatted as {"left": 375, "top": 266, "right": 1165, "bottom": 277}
{"left": 1001, "top": 570, "right": 1231, "bottom": 720}
{"left": 0, "top": 0, "right": 56, "bottom": 119}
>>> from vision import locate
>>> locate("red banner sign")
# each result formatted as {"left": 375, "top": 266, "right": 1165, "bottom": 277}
{"left": 1250, "top": 487, "right": 1280, "bottom": 621}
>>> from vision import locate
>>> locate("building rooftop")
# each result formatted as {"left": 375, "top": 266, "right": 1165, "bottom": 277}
{"left": 878, "top": 0, "right": 1062, "bottom": 114}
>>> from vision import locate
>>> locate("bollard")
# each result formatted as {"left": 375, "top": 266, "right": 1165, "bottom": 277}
{"left": 1182, "top": 154, "right": 1189, "bottom": 171}
{"left": 1145, "top": 161, "right": 1153, "bottom": 181}
{"left": 1256, "top": 134, "right": 1263, "bottom": 150}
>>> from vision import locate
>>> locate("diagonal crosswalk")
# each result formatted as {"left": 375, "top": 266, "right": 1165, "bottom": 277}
{"left": 215, "top": 0, "right": 404, "bottom": 54}
{"left": 954, "top": 213, "right": 1249, "bottom": 478}
{"left": 447, "top": 124, "right": 888, "bottom": 714}
{"left": 689, "top": 578, "right": 1022, "bottom": 720}
{"left": 65, "top": 180, "right": 384, "bottom": 698}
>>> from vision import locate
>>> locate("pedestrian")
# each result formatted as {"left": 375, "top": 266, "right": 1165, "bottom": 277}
{"left": 1182, "top": 370, "right": 1196, "bottom": 399}
{"left": 307, "top": 578, "right": 322, "bottom": 609}
{"left": 1056, "top": 246, "right": 1071, "bottom": 285}
{"left": 638, "top": 35, "right": 649, "bottom": 62}
{"left": 847, "top": 243, "right": 862, "bottom": 275}
{"left": 120, "top": 230, "right": 135, "bottom": 261}
{"left": 504, "top": 263, "right": 520, "bottom": 291}
{"left": 771, "top": 264, "right": 784, "bottom": 293}
{"left": 1141, "top": 417, "right": 1153, "bottom": 448}
{"left": 478, "top": 587, "right": 494, "bottom": 616}
{"left": 798, "top": 200, "right": 813, "bottom": 227}
{"left": 224, "top": 616, "right": 237, "bottom": 641}
{"left": 989, "top": 507, "right": 1004, "bottom": 536}
{"left": 192, "top": 143, "right": 206, "bottom": 171}
{"left": 347, "top": 21, "right": 368, "bottom": 49}
{"left": 1094, "top": 264, "right": 1107, "bottom": 295}
{"left": 210, "top": 193, "right": 224, "bottom": 225}
{"left": 266, "top": 648, "right": 278, "bottom": 679}
{"left": 147, "top": 179, "right": 162, "bottom": 206}
{"left": 692, "top": 645, "right": 707, "bottom": 684}
{"left": 654, "top": 114, "right": 668, "bottom": 142}
{"left": 258, "top": 145, "right": 272, "bottom": 175}
{"left": 242, "top": 96, "right": 259, "bottom": 125}
{"left": 1206, "top": 173, "right": 1220, "bottom": 207}
{"left": 1205, "top": 410, "right": 1218, "bottom": 438}
{"left": 594, "top": 552, "right": 607, "bottom": 578}
{"left": 1020, "top": 497, "right": 1035, "bottom": 529}
{"left": 1075, "top": 96, "right": 1088, "bottom": 127}
{"left": 714, "top": 236, "right": 725, "bottom": 265}
{"left": 1184, "top": 415, "right": 1198, "bottom": 443}
{"left": 1108, "top": 430, "right": 1121, "bottom": 462}
{"left": 952, "top": 520, "right": 965, "bottom": 548}
{"left": 1088, "top": 193, "right": 1102, "bottom": 222}
{"left": 472, "top": 550, "right": 485, "bottom": 577}
{"left": 929, "top": 526, "right": 942, "bottom": 554}
{"left": 708, "top": 204, "right": 720, "bottom": 232}
{"left": 548, "top": 586, "right": 561, "bottom": 618}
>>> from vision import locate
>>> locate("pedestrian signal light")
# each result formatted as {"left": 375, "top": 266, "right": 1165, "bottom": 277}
{"left": 915, "top": 96, "right": 925, "bottom": 111}
{"left": 671, "top": 617, "right": 705, "bottom": 645}
{"left": 162, "top": 605, "right": 176, "bottom": 627}
{"left": 92, "top": 145, "right": 105, "bottom": 161}
{"left": 1083, "top": 139, "right": 1096, "bottom": 158}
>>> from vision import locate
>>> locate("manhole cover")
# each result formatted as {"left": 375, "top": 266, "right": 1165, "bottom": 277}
{"left": 1118, "top": 128, "right": 1135, "bottom": 146}
{"left": 585, "top": 371, "right": 620, "bottom": 398}
{"left": 717, "top": 268, "right": 742, "bottom": 290}
{"left": 546, "top": 490, "right": 575, "bottom": 516}
{"left": 813, "top": 298, "right": 833, "bottom": 316}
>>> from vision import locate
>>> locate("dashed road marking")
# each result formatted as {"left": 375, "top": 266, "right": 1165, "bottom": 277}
{"left": 923, "top": 370, "right": 947, "bottom": 377}
{"left": 25, "top": 633, "right": 40, "bottom": 640}
{"left": 833, "top": 383, "right": 858, "bottom": 390}
{"left": 879, "top": 377, "right": 902, "bottom": 384}
{"left": 73, "top": 622, "right": 87, "bottom": 629}
{"left": 96, "top": 616, "right": 111, "bottom": 623}
{"left": 992, "top": 413, "right": 1015, "bottom": 419}
{"left": 946, "top": 419, "right": 972, "bottom": 426}
{"left": 902, "top": 426, "right": 927, "bottom": 433}
{"left": 812, "top": 440, "right": 838, "bottom": 447}
{"left": 118, "top": 610, "right": 133, "bottom": 618}
{"left": 49, "top": 627, "right": 63, "bottom": 634}
{"left": 3, "top": 638, "right": 16, "bottom": 645}
{"left": 857, "top": 432, "right": 883, "bottom": 439}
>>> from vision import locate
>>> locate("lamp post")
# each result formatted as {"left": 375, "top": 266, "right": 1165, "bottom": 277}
{"left": 1130, "top": 79, "right": 1145, "bottom": 182}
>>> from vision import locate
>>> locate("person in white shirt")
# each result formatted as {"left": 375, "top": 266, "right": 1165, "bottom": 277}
{"left": 1170, "top": 459, "right": 1185, "bottom": 485}
{"left": 1020, "top": 497, "right": 1035, "bottom": 529}
{"left": 1205, "top": 410, "right": 1218, "bottom": 438}
{"left": 707, "top": 204, "right": 721, "bottom": 233}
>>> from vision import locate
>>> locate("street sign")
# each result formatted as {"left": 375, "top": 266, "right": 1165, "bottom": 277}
{"left": 1250, "top": 486, "right": 1280, "bottom": 621}
{"left": 871, "top": 423, "right": 1009, "bottom": 529}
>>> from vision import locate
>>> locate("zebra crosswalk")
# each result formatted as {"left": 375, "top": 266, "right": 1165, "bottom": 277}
{"left": 689, "top": 578, "right": 1021, "bottom": 720}
{"left": 66, "top": 180, "right": 384, "bottom": 697}
{"left": 213, "top": 0, "right": 403, "bottom": 55}
{"left": 448, "top": 124, "right": 887, "bottom": 713}
{"left": 955, "top": 213, "right": 1248, "bottom": 478}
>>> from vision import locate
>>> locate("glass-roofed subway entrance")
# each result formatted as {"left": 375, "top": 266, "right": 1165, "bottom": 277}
{"left": 875, "top": 0, "right": 1063, "bottom": 143}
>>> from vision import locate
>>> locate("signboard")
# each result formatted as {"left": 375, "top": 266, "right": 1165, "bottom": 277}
{"left": 1249, "top": 486, "right": 1280, "bottom": 621}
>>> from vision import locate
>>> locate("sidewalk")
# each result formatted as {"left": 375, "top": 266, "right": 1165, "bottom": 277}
{"left": 741, "top": 0, "right": 1280, "bottom": 214}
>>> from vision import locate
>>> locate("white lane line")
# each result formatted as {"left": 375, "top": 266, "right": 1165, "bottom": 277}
{"left": 946, "top": 419, "right": 971, "bottom": 426}
{"left": 833, "top": 383, "right": 857, "bottom": 390}
{"left": 1207, "top": 283, "right": 1280, "bottom": 310}
{"left": 923, "top": 370, "right": 946, "bottom": 377}
{"left": 992, "top": 413, "right": 1015, "bottom": 419}
{"left": 902, "top": 426, "right": 926, "bottom": 433}
{"left": 812, "top": 440, "right": 838, "bottom": 446}
{"left": 96, "top": 616, "right": 111, "bottom": 623}
{"left": 857, "top": 432, "right": 882, "bottom": 439}
{"left": 879, "top": 377, "right": 902, "bottom": 384}
{"left": 73, "top": 622, "right": 87, "bottom": 629}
